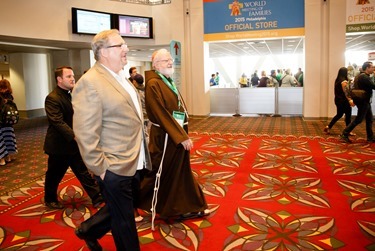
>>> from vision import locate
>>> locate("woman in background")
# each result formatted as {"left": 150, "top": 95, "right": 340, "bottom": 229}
{"left": 0, "top": 79, "right": 17, "bottom": 164}
{"left": 324, "top": 67, "right": 354, "bottom": 135}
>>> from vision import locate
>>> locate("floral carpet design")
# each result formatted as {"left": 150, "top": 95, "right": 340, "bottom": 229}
{"left": 0, "top": 133, "right": 375, "bottom": 250}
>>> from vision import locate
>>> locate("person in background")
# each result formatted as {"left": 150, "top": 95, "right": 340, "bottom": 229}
{"left": 138, "top": 49, "right": 209, "bottom": 222}
{"left": 132, "top": 73, "right": 149, "bottom": 138}
{"left": 251, "top": 70, "right": 259, "bottom": 87}
{"left": 43, "top": 66, "right": 103, "bottom": 210}
{"left": 294, "top": 67, "right": 303, "bottom": 83}
{"left": 128, "top": 66, "right": 137, "bottom": 82}
{"left": 0, "top": 79, "right": 17, "bottom": 166}
{"left": 131, "top": 73, "right": 149, "bottom": 223}
{"left": 257, "top": 70, "right": 269, "bottom": 87}
{"left": 340, "top": 61, "right": 375, "bottom": 143}
{"left": 209, "top": 73, "right": 217, "bottom": 86}
{"left": 281, "top": 69, "right": 297, "bottom": 87}
{"left": 239, "top": 73, "right": 248, "bottom": 87}
{"left": 276, "top": 69, "right": 283, "bottom": 84}
{"left": 352, "top": 63, "right": 361, "bottom": 77}
{"left": 72, "top": 29, "right": 151, "bottom": 251}
{"left": 297, "top": 72, "right": 304, "bottom": 87}
{"left": 269, "top": 70, "right": 278, "bottom": 87}
{"left": 324, "top": 67, "right": 354, "bottom": 135}
{"left": 215, "top": 72, "right": 220, "bottom": 85}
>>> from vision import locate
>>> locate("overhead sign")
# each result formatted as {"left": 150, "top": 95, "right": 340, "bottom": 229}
{"left": 346, "top": 1, "right": 375, "bottom": 33}
{"left": 170, "top": 40, "right": 181, "bottom": 89}
{"left": 170, "top": 40, "right": 181, "bottom": 65}
{"left": 203, "top": 0, "right": 305, "bottom": 41}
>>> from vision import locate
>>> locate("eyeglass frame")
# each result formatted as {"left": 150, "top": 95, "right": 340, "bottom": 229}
{"left": 157, "top": 58, "right": 174, "bottom": 63}
{"left": 105, "top": 43, "right": 128, "bottom": 49}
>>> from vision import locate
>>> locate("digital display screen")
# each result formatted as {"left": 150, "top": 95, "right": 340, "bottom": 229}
{"left": 72, "top": 8, "right": 112, "bottom": 35}
{"left": 118, "top": 15, "right": 153, "bottom": 39}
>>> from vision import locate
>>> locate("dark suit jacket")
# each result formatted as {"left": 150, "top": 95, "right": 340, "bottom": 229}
{"left": 44, "top": 86, "right": 78, "bottom": 155}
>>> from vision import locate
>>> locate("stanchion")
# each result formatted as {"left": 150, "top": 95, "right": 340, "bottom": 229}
{"left": 271, "top": 84, "right": 282, "bottom": 117}
{"left": 233, "top": 85, "right": 242, "bottom": 117}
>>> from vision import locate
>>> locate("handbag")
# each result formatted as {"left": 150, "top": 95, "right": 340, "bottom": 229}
{"left": 350, "top": 73, "right": 367, "bottom": 102}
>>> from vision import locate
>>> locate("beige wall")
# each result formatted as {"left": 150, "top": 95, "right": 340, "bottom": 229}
{"left": 0, "top": 0, "right": 348, "bottom": 119}
{"left": 0, "top": 0, "right": 187, "bottom": 117}
{"left": 304, "top": 0, "right": 346, "bottom": 119}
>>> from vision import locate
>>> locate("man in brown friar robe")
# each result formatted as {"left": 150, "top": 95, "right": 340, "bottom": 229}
{"left": 138, "top": 49, "right": 209, "bottom": 220}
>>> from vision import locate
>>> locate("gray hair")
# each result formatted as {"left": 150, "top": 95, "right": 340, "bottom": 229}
{"left": 151, "top": 48, "right": 170, "bottom": 69}
{"left": 91, "top": 29, "right": 120, "bottom": 61}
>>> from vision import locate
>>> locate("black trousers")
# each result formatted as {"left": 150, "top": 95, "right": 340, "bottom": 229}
{"left": 328, "top": 102, "right": 352, "bottom": 129}
{"left": 78, "top": 170, "right": 144, "bottom": 251}
{"left": 343, "top": 101, "right": 374, "bottom": 139}
{"left": 44, "top": 152, "right": 101, "bottom": 203}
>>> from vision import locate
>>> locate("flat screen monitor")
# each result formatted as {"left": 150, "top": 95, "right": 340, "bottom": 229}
{"left": 117, "top": 15, "right": 153, "bottom": 39}
{"left": 72, "top": 8, "right": 112, "bottom": 35}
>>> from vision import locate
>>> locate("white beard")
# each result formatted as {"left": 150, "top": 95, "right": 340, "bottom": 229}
{"left": 159, "top": 67, "right": 174, "bottom": 77}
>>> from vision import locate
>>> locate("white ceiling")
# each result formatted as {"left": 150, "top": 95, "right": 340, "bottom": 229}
{"left": 0, "top": 33, "right": 375, "bottom": 59}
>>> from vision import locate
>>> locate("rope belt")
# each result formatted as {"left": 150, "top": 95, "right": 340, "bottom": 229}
{"left": 150, "top": 132, "right": 168, "bottom": 231}
{"left": 149, "top": 120, "right": 188, "bottom": 230}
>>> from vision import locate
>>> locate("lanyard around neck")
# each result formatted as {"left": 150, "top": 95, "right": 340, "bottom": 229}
{"left": 156, "top": 71, "right": 180, "bottom": 107}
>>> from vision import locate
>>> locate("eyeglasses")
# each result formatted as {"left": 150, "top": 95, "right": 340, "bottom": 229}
{"left": 105, "top": 43, "right": 128, "bottom": 49}
{"left": 158, "top": 59, "right": 174, "bottom": 63}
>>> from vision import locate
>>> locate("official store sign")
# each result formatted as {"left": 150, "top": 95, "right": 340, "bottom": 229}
{"left": 203, "top": 0, "right": 305, "bottom": 41}
{"left": 346, "top": 1, "right": 375, "bottom": 33}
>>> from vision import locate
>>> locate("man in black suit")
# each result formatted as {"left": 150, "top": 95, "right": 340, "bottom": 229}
{"left": 43, "top": 66, "right": 103, "bottom": 209}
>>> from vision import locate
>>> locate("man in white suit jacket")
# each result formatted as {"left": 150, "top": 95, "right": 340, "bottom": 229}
{"left": 72, "top": 29, "right": 151, "bottom": 251}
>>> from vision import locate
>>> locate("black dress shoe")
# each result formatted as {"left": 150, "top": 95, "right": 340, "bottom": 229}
{"left": 75, "top": 227, "right": 102, "bottom": 251}
{"left": 45, "top": 201, "right": 64, "bottom": 209}
{"left": 339, "top": 134, "right": 352, "bottom": 143}
{"left": 92, "top": 197, "right": 105, "bottom": 208}
{"left": 178, "top": 209, "right": 211, "bottom": 220}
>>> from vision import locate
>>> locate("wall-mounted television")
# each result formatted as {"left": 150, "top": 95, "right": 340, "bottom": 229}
{"left": 115, "top": 15, "right": 153, "bottom": 39}
{"left": 72, "top": 8, "right": 112, "bottom": 35}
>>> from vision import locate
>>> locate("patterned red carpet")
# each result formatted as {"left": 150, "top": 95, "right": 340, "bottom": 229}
{"left": 1, "top": 131, "right": 374, "bottom": 250}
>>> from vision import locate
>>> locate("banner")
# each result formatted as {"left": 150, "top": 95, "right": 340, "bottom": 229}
{"left": 346, "top": 0, "right": 375, "bottom": 33}
{"left": 203, "top": 0, "right": 305, "bottom": 41}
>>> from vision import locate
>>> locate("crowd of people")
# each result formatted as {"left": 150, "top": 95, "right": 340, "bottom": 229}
{"left": 249, "top": 68, "right": 303, "bottom": 87}
{"left": 209, "top": 68, "right": 304, "bottom": 88}
{"left": 3, "top": 27, "right": 373, "bottom": 251}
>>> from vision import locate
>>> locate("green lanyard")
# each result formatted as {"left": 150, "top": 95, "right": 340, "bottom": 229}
{"left": 156, "top": 71, "right": 180, "bottom": 107}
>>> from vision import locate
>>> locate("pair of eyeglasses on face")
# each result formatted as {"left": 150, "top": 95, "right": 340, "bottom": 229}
{"left": 105, "top": 43, "right": 128, "bottom": 49}
{"left": 158, "top": 59, "right": 174, "bottom": 63}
